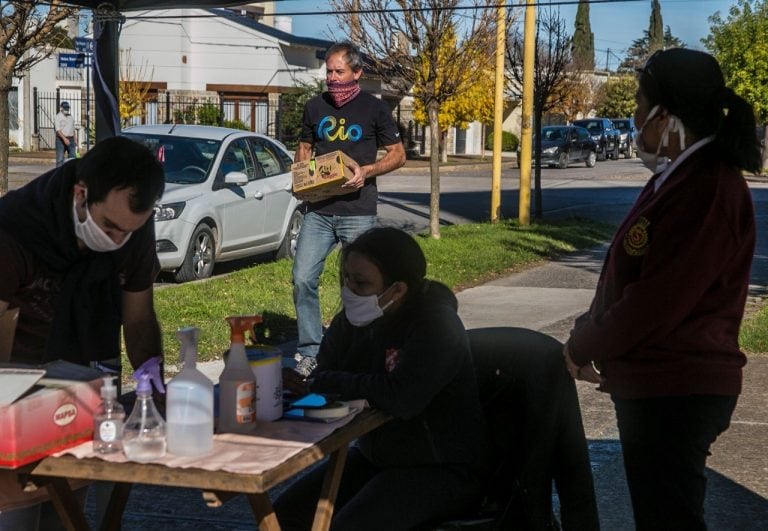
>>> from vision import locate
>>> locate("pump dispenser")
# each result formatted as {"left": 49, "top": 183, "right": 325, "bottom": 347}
{"left": 123, "top": 357, "right": 167, "bottom": 462}
{"left": 167, "top": 327, "right": 214, "bottom": 456}
{"left": 218, "top": 315, "right": 261, "bottom": 434}
{"left": 93, "top": 376, "right": 125, "bottom": 454}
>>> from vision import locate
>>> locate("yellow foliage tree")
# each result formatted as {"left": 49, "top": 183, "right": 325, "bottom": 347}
{"left": 413, "top": 28, "right": 494, "bottom": 157}
{"left": 119, "top": 49, "right": 154, "bottom": 128}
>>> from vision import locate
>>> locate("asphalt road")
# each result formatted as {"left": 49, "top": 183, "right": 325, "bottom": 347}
{"left": 380, "top": 158, "right": 768, "bottom": 295}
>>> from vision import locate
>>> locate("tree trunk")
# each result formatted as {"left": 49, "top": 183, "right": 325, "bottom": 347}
{"left": 533, "top": 108, "right": 543, "bottom": 219}
{"left": 0, "top": 81, "right": 12, "bottom": 196}
{"left": 428, "top": 102, "right": 441, "bottom": 239}
{"left": 762, "top": 124, "right": 768, "bottom": 173}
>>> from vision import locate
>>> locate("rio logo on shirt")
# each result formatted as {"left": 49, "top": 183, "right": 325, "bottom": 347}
{"left": 318, "top": 116, "right": 362, "bottom": 142}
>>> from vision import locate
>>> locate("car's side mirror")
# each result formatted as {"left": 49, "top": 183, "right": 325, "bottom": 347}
{"left": 224, "top": 171, "right": 249, "bottom": 186}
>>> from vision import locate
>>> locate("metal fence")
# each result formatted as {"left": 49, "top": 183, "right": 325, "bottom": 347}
{"left": 34, "top": 90, "right": 296, "bottom": 148}
{"left": 34, "top": 89, "right": 423, "bottom": 154}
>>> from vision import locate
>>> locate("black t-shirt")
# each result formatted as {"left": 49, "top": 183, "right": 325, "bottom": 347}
{"left": 300, "top": 91, "right": 401, "bottom": 216}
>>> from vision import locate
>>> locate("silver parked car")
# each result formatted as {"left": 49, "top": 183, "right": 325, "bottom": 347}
{"left": 123, "top": 125, "right": 302, "bottom": 283}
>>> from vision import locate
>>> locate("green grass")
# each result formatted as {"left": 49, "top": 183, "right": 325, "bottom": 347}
{"left": 740, "top": 304, "right": 768, "bottom": 355}
{"left": 149, "top": 218, "right": 614, "bottom": 367}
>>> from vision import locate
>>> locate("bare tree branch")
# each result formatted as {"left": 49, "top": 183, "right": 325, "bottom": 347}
{"left": 329, "top": 0, "right": 499, "bottom": 237}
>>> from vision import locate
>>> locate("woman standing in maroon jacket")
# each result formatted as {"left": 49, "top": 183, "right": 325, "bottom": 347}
{"left": 564, "top": 48, "right": 761, "bottom": 530}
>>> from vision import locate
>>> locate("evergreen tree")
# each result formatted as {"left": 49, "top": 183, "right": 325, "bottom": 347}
{"left": 648, "top": 0, "right": 664, "bottom": 53}
{"left": 617, "top": 26, "right": 685, "bottom": 73}
{"left": 572, "top": 0, "right": 595, "bottom": 70}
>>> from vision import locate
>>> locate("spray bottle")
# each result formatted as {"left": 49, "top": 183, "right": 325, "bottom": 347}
{"left": 123, "top": 356, "right": 167, "bottom": 462}
{"left": 166, "top": 327, "right": 214, "bottom": 456}
{"left": 218, "top": 315, "right": 261, "bottom": 434}
{"left": 93, "top": 376, "right": 125, "bottom": 454}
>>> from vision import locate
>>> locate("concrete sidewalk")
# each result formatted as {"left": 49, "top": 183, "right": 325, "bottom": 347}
{"left": 457, "top": 246, "right": 768, "bottom": 529}
{"left": 87, "top": 246, "right": 768, "bottom": 529}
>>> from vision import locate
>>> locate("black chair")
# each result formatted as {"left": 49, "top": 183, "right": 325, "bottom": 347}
{"left": 433, "top": 327, "right": 600, "bottom": 531}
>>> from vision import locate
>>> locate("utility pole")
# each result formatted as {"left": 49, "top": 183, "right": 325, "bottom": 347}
{"left": 518, "top": 0, "right": 536, "bottom": 225}
{"left": 490, "top": 0, "right": 505, "bottom": 223}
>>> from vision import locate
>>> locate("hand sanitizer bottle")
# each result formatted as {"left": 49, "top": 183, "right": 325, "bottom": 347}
{"left": 167, "top": 327, "right": 214, "bottom": 456}
{"left": 123, "top": 357, "right": 167, "bottom": 462}
{"left": 218, "top": 315, "right": 261, "bottom": 434}
{"left": 93, "top": 376, "right": 125, "bottom": 454}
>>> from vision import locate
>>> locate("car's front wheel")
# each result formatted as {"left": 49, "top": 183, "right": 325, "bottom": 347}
{"left": 276, "top": 209, "right": 303, "bottom": 260}
{"left": 611, "top": 144, "right": 620, "bottom": 160}
{"left": 174, "top": 223, "right": 216, "bottom": 283}
{"left": 585, "top": 151, "right": 597, "bottom": 168}
{"left": 596, "top": 144, "right": 607, "bottom": 161}
{"left": 557, "top": 152, "right": 569, "bottom": 169}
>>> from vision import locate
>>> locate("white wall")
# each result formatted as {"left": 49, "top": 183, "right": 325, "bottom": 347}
{"left": 12, "top": 50, "right": 84, "bottom": 150}
{"left": 118, "top": 9, "right": 324, "bottom": 92}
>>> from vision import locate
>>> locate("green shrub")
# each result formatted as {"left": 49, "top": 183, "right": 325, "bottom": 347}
{"left": 223, "top": 119, "right": 249, "bottom": 130}
{"left": 486, "top": 130, "right": 519, "bottom": 151}
{"left": 197, "top": 103, "right": 222, "bottom": 126}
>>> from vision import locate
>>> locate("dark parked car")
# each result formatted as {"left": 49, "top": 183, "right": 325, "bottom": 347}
{"left": 517, "top": 125, "right": 597, "bottom": 169}
{"left": 611, "top": 117, "right": 636, "bottom": 159}
{"left": 572, "top": 118, "right": 621, "bottom": 161}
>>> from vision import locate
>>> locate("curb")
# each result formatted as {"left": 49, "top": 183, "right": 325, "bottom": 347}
{"left": 393, "top": 161, "right": 517, "bottom": 174}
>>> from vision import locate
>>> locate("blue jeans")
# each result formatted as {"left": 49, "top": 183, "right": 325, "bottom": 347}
{"left": 292, "top": 212, "right": 375, "bottom": 358}
{"left": 55, "top": 136, "right": 76, "bottom": 167}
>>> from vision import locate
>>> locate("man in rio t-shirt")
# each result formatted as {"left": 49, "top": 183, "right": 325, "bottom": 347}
{"left": 292, "top": 41, "right": 405, "bottom": 376}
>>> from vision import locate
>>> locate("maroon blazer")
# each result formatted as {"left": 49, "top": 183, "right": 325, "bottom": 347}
{"left": 568, "top": 143, "right": 755, "bottom": 399}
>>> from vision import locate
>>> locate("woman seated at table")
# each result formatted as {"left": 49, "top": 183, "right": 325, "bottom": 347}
{"left": 277, "top": 227, "right": 489, "bottom": 531}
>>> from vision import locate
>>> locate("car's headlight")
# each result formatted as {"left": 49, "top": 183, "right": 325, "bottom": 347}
{"left": 543, "top": 146, "right": 558, "bottom": 154}
{"left": 154, "top": 202, "right": 186, "bottom": 221}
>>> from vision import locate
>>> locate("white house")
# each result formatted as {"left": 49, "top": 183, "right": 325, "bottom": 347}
{"left": 12, "top": 4, "right": 487, "bottom": 155}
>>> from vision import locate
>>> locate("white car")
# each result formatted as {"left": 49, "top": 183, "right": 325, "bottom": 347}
{"left": 123, "top": 125, "right": 302, "bottom": 283}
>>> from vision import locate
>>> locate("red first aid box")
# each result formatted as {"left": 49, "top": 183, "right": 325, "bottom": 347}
{"left": 0, "top": 372, "right": 101, "bottom": 469}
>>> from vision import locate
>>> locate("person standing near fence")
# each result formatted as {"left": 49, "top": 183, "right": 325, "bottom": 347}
{"left": 55, "top": 101, "right": 76, "bottom": 166}
{"left": 291, "top": 41, "right": 405, "bottom": 376}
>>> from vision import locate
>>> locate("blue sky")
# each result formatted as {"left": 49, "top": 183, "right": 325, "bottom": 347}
{"left": 274, "top": 0, "right": 737, "bottom": 71}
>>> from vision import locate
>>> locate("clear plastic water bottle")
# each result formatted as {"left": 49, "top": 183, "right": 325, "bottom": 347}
{"left": 167, "top": 327, "right": 214, "bottom": 456}
{"left": 123, "top": 357, "right": 167, "bottom": 462}
{"left": 93, "top": 376, "right": 125, "bottom": 454}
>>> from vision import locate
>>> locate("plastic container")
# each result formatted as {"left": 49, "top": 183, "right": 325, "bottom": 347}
{"left": 93, "top": 376, "right": 125, "bottom": 454}
{"left": 123, "top": 357, "right": 167, "bottom": 462}
{"left": 167, "top": 327, "right": 214, "bottom": 456}
{"left": 218, "top": 316, "right": 261, "bottom": 434}
{"left": 247, "top": 345, "right": 283, "bottom": 422}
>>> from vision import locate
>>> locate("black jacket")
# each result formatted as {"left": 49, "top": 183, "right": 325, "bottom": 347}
{"left": 311, "top": 281, "right": 488, "bottom": 471}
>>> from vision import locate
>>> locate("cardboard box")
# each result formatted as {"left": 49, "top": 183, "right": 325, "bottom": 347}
{"left": 0, "top": 372, "right": 101, "bottom": 469}
{"left": 291, "top": 150, "right": 358, "bottom": 202}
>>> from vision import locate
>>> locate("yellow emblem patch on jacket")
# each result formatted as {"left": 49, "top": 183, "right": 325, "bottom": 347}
{"left": 623, "top": 216, "right": 650, "bottom": 256}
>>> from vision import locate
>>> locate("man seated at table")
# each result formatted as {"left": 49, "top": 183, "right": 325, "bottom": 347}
{"left": 278, "top": 228, "right": 489, "bottom": 530}
{"left": 0, "top": 136, "right": 166, "bottom": 528}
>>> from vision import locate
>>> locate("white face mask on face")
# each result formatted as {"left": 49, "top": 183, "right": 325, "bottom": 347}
{"left": 72, "top": 196, "right": 131, "bottom": 252}
{"left": 636, "top": 105, "right": 688, "bottom": 174}
{"left": 341, "top": 285, "right": 396, "bottom": 327}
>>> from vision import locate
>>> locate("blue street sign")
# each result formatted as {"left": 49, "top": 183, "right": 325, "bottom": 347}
{"left": 59, "top": 53, "right": 85, "bottom": 68}
{"left": 74, "top": 37, "right": 94, "bottom": 54}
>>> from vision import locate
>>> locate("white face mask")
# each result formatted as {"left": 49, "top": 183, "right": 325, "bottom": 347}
{"left": 341, "top": 285, "right": 395, "bottom": 327}
{"left": 72, "top": 197, "right": 131, "bottom": 252}
{"left": 636, "top": 105, "right": 687, "bottom": 174}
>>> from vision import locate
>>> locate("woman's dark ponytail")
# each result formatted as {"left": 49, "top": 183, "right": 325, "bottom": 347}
{"left": 716, "top": 87, "right": 762, "bottom": 174}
